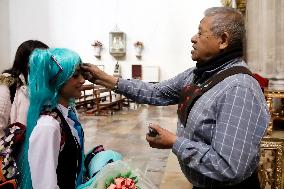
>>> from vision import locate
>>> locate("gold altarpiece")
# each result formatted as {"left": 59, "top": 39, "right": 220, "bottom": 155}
{"left": 260, "top": 89, "right": 284, "bottom": 189}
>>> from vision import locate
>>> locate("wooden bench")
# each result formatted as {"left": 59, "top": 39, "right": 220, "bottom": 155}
{"left": 85, "top": 85, "right": 127, "bottom": 115}
{"left": 75, "top": 84, "right": 97, "bottom": 110}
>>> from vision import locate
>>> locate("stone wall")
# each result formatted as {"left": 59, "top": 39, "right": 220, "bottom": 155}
{"left": 246, "top": 0, "right": 284, "bottom": 84}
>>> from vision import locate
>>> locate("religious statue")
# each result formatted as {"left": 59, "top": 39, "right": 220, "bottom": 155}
{"left": 113, "top": 61, "right": 121, "bottom": 78}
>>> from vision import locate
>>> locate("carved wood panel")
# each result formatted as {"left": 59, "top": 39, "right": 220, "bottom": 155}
{"left": 259, "top": 137, "right": 284, "bottom": 189}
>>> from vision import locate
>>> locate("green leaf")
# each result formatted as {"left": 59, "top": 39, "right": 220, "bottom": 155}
{"left": 125, "top": 171, "right": 131, "bottom": 178}
{"left": 104, "top": 177, "right": 115, "bottom": 187}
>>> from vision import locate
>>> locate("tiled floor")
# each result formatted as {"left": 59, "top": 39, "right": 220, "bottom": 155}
{"left": 80, "top": 104, "right": 192, "bottom": 189}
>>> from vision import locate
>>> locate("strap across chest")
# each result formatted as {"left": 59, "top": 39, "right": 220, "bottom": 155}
{"left": 177, "top": 66, "right": 253, "bottom": 127}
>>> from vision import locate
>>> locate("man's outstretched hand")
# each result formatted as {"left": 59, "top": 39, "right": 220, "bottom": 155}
{"left": 81, "top": 63, "right": 118, "bottom": 89}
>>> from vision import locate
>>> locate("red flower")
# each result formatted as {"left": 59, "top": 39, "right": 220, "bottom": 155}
{"left": 107, "top": 177, "right": 137, "bottom": 189}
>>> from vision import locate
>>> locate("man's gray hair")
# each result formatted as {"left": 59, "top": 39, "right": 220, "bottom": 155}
{"left": 204, "top": 7, "right": 245, "bottom": 49}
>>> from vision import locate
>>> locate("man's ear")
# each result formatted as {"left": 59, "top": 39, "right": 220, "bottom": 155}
{"left": 219, "top": 32, "right": 229, "bottom": 50}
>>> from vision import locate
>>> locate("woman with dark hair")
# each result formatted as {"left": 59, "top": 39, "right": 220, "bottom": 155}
{"left": 0, "top": 40, "right": 48, "bottom": 137}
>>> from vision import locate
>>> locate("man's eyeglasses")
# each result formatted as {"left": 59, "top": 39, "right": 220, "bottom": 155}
{"left": 49, "top": 55, "right": 63, "bottom": 84}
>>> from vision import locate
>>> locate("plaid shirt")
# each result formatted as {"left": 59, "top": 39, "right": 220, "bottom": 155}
{"left": 117, "top": 59, "right": 270, "bottom": 187}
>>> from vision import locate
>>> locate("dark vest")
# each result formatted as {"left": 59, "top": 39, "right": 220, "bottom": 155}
{"left": 53, "top": 108, "right": 82, "bottom": 189}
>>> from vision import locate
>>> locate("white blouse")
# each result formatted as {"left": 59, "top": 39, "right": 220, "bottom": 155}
{"left": 0, "top": 85, "right": 30, "bottom": 137}
{"left": 28, "top": 104, "right": 80, "bottom": 189}
{"left": 10, "top": 85, "right": 29, "bottom": 125}
{"left": 0, "top": 74, "right": 29, "bottom": 138}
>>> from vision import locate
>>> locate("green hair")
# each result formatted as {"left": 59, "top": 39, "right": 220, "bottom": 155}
{"left": 17, "top": 48, "right": 82, "bottom": 188}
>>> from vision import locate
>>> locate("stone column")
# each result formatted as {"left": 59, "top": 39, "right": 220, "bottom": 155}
{"left": 246, "top": 0, "right": 284, "bottom": 88}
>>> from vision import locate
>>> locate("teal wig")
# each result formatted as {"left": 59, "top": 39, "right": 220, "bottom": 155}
{"left": 17, "top": 48, "right": 82, "bottom": 188}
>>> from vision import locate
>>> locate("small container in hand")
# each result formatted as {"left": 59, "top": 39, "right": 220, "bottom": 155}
{"left": 148, "top": 127, "right": 158, "bottom": 137}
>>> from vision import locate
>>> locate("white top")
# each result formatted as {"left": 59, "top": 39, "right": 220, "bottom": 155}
{"left": 10, "top": 85, "right": 29, "bottom": 125}
{"left": 0, "top": 74, "right": 29, "bottom": 138}
{"left": 28, "top": 104, "right": 81, "bottom": 189}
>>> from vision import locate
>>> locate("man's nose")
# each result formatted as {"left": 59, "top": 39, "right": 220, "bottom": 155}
{"left": 191, "top": 34, "right": 197, "bottom": 43}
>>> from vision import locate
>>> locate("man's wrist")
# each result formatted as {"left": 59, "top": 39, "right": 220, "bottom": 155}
{"left": 112, "top": 77, "right": 120, "bottom": 92}
{"left": 170, "top": 135, "right": 177, "bottom": 147}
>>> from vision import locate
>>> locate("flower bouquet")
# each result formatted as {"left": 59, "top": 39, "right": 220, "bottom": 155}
{"left": 134, "top": 41, "right": 143, "bottom": 48}
{"left": 86, "top": 160, "right": 156, "bottom": 189}
{"left": 92, "top": 40, "right": 103, "bottom": 47}
{"left": 104, "top": 171, "right": 138, "bottom": 189}
{"left": 91, "top": 40, "right": 103, "bottom": 58}
{"left": 134, "top": 41, "right": 143, "bottom": 58}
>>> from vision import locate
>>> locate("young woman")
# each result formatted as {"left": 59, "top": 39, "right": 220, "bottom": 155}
{"left": 17, "top": 48, "right": 85, "bottom": 189}
{"left": 0, "top": 40, "right": 48, "bottom": 137}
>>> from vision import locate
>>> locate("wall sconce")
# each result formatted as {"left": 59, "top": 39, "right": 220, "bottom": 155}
{"left": 109, "top": 28, "right": 126, "bottom": 58}
{"left": 134, "top": 41, "right": 143, "bottom": 59}
{"left": 91, "top": 40, "right": 103, "bottom": 59}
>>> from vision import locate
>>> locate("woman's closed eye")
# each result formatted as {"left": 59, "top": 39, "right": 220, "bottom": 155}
{"left": 72, "top": 71, "right": 80, "bottom": 78}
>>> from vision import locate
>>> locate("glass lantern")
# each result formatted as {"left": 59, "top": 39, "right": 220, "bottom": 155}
{"left": 109, "top": 31, "right": 126, "bottom": 58}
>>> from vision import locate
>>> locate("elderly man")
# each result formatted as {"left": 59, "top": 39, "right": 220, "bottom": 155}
{"left": 82, "top": 7, "right": 269, "bottom": 189}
